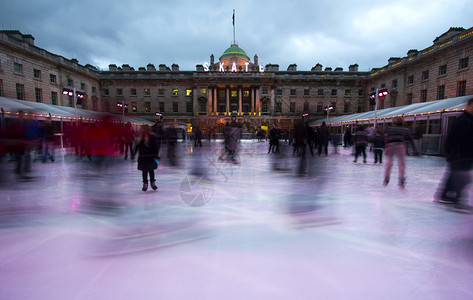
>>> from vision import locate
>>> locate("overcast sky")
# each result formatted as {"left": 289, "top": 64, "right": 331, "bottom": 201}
{"left": 1, "top": 0, "right": 472, "bottom": 72}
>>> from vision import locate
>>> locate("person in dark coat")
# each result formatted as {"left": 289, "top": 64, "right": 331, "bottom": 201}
{"left": 435, "top": 97, "right": 473, "bottom": 211}
{"left": 194, "top": 127, "right": 203, "bottom": 147}
{"left": 317, "top": 122, "right": 329, "bottom": 156}
{"left": 133, "top": 125, "right": 159, "bottom": 191}
{"left": 352, "top": 125, "right": 369, "bottom": 163}
{"left": 372, "top": 129, "right": 386, "bottom": 163}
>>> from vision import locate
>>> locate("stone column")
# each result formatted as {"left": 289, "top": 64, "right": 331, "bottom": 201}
{"left": 213, "top": 88, "right": 217, "bottom": 115}
{"left": 250, "top": 87, "right": 254, "bottom": 115}
{"left": 226, "top": 86, "right": 230, "bottom": 115}
{"left": 207, "top": 87, "right": 213, "bottom": 115}
{"left": 270, "top": 87, "right": 275, "bottom": 115}
{"left": 255, "top": 87, "right": 261, "bottom": 115}
{"left": 193, "top": 88, "right": 198, "bottom": 117}
{"left": 238, "top": 86, "right": 242, "bottom": 116}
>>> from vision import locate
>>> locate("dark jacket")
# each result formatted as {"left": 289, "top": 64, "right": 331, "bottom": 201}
{"left": 134, "top": 135, "right": 159, "bottom": 171}
{"left": 372, "top": 134, "right": 386, "bottom": 149}
{"left": 445, "top": 111, "right": 473, "bottom": 163}
{"left": 352, "top": 130, "right": 369, "bottom": 146}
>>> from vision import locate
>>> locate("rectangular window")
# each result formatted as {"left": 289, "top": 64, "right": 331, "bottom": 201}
{"left": 317, "top": 104, "right": 323, "bottom": 113}
{"left": 261, "top": 101, "right": 268, "bottom": 113}
{"left": 422, "top": 70, "right": 429, "bottom": 80}
{"left": 439, "top": 65, "right": 447, "bottom": 75}
{"left": 437, "top": 85, "right": 445, "bottom": 100}
{"left": 173, "top": 102, "right": 179, "bottom": 112}
{"left": 457, "top": 80, "right": 467, "bottom": 97}
{"left": 231, "top": 90, "right": 237, "bottom": 97}
{"left": 243, "top": 90, "right": 250, "bottom": 97}
{"left": 262, "top": 88, "right": 269, "bottom": 95}
{"left": 144, "top": 88, "right": 151, "bottom": 96}
{"left": 33, "top": 69, "right": 41, "bottom": 79}
{"left": 392, "top": 79, "right": 398, "bottom": 89}
{"left": 117, "top": 89, "right": 123, "bottom": 96}
{"left": 92, "top": 99, "right": 97, "bottom": 111}
{"left": 14, "top": 62, "right": 23, "bottom": 74}
{"left": 345, "top": 89, "right": 351, "bottom": 96}
{"left": 304, "top": 89, "right": 310, "bottom": 96}
{"left": 303, "top": 102, "right": 309, "bottom": 112}
{"left": 421, "top": 89, "right": 427, "bottom": 102}
{"left": 68, "top": 96, "right": 73, "bottom": 107}
{"left": 391, "top": 95, "right": 397, "bottom": 107}
{"left": 276, "top": 102, "right": 282, "bottom": 113}
{"left": 158, "top": 88, "right": 165, "bottom": 96}
{"left": 80, "top": 83, "right": 86, "bottom": 90}
{"left": 35, "top": 88, "right": 42, "bottom": 103}
{"left": 407, "top": 75, "right": 414, "bottom": 84}
{"left": 103, "top": 89, "right": 109, "bottom": 96}
{"left": 131, "top": 102, "right": 137, "bottom": 112}
{"left": 358, "top": 89, "right": 364, "bottom": 96}
{"left": 131, "top": 88, "right": 137, "bottom": 96}
{"left": 218, "top": 90, "right": 225, "bottom": 98}
{"left": 331, "top": 89, "right": 337, "bottom": 96}
{"left": 51, "top": 92, "right": 57, "bottom": 105}
{"left": 407, "top": 93, "right": 413, "bottom": 105}
{"left": 276, "top": 89, "right": 282, "bottom": 96}
{"left": 290, "top": 102, "right": 295, "bottom": 113}
{"left": 172, "top": 89, "right": 178, "bottom": 96}
{"left": 50, "top": 74, "right": 57, "bottom": 84}
{"left": 200, "top": 100, "right": 206, "bottom": 112}
{"left": 200, "top": 88, "right": 207, "bottom": 95}
{"left": 290, "top": 89, "right": 296, "bottom": 96}
{"left": 159, "top": 102, "right": 165, "bottom": 112}
{"left": 186, "top": 101, "right": 192, "bottom": 113}
{"left": 16, "top": 84, "right": 25, "bottom": 100}
{"left": 318, "top": 89, "right": 324, "bottom": 96}
{"left": 145, "top": 102, "right": 151, "bottom": 112}
{"left": 67, "top": 79, "right": 74, "bottom": 87}
{"left": 344, "top": 103, "right": 350, "bottom": 113}
{"left": 92, "top": 86, "right": 97, "bottom": 95}
{"left": 186, "top": 89, "right": 193, "bottom": 96}
{"left": 459, "top": 57, "right": 469, "bottom": 70}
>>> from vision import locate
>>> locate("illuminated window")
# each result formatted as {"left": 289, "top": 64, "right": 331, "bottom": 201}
{"left": 131, "top": 102, "right": 137, "bottom": 112}
{"left": 200, "top": 88, "right": 207, "bottom": 95}
{"left": 144, "top": 88, "right": 151, "bottom": 96}
{"left": 172, "top": 89, "right": 178, "bottom": 96}
{"left": 186, "top": 89, "right": 193, "bottom": 96}
{"left": 345, "top": 89, "right": 351, "bottom": 96}
{"left": 243, "top": 90, "right": 250, "bottom": 97}
{"left": 231, "top": 90, "right": 237, "bottom": 97}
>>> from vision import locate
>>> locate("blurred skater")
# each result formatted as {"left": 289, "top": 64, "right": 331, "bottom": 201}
{"left": 372, "top": 129, "right": 386, "bottom": 164}
{"left": 383, "top": 117, "right": 418, "bottom": 188}
{"left": 435, "top": 98, "right": 473, "bottom": 211}
{"left": 352, "top": 125, "right": 368, "bottom": 163}
{"left": 134, "top": 126, "right": 159, "bottom": 191}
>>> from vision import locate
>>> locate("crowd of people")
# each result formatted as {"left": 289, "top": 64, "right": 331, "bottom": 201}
{"left": 1, "top": 98, "right": 473, "bottom": 212}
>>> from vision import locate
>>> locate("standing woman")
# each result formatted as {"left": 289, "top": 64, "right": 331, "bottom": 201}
{"left": 134, "top": 125, "right": 159, "bottom": 191}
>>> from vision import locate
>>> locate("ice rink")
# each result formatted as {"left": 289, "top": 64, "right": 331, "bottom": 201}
{"left": 1, "top": 140, "right": 472, "bottom": 299}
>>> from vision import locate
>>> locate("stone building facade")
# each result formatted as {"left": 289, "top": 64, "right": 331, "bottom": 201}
{"left": 0, "top": 26, "right": 472, "bottom": 133}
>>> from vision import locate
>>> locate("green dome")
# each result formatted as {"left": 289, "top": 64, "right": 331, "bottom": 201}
{"left": 219, "top": 44, "right": 250, "bottom": 61}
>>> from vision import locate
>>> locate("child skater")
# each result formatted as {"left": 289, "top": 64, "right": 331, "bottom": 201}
{"left": 133, "top": 125, "right": 159, "bottom": 191}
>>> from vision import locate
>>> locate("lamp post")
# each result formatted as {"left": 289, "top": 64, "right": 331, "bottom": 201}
{"left": 324, "top": 104, "right": 334, "bottom": 124}
{"left": 62, "top": 87, "right": 78, "bottom": 121}
{"left": 369, "top": 88, "right": 388, "bottom": 129}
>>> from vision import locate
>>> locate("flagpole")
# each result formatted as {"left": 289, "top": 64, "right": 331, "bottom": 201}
{"left": 233, "top": 9, "right": 235, "bottom": 44}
